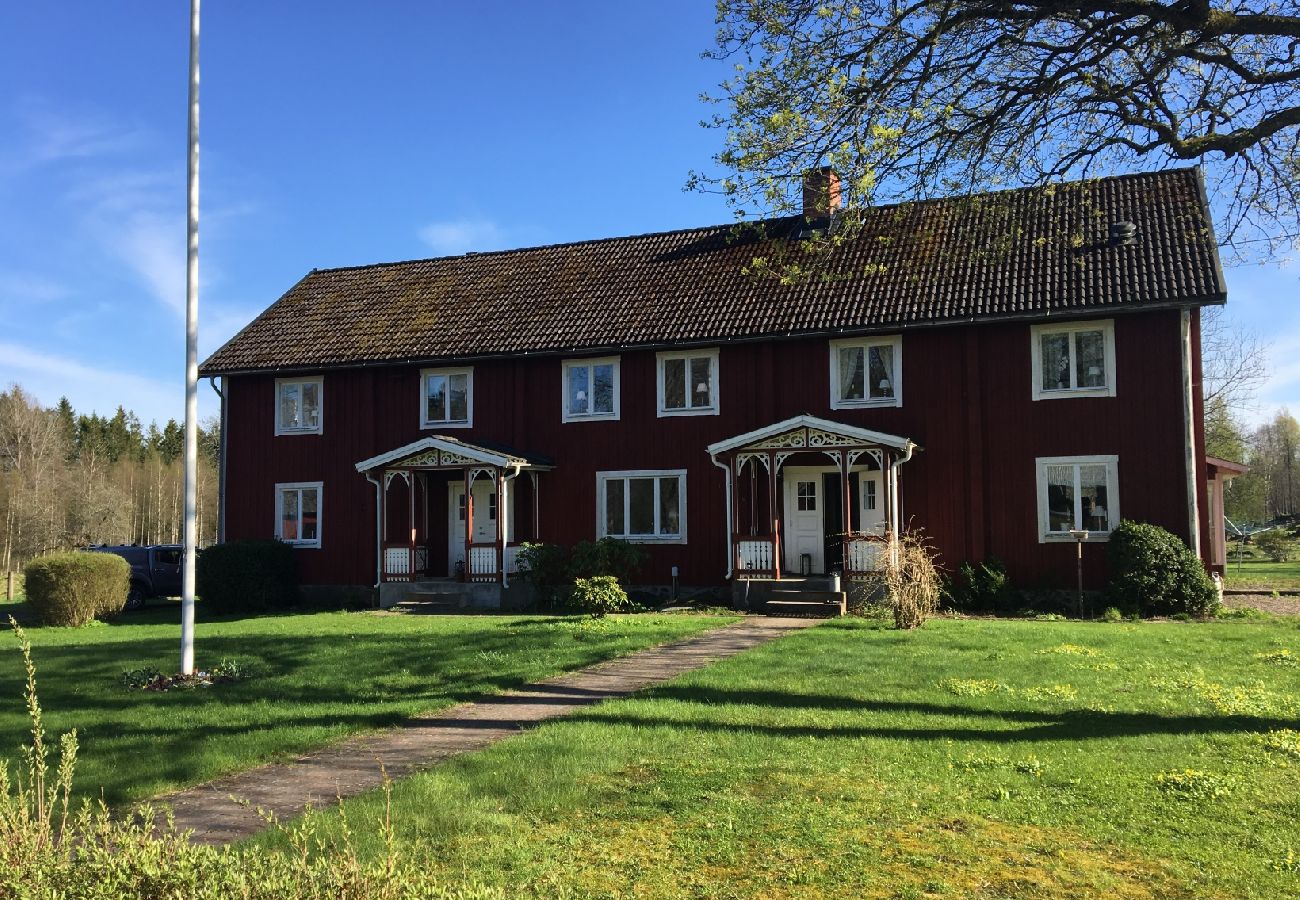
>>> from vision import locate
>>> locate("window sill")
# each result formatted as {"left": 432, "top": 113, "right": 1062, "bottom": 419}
{"left": 830, "top": 397, "right": 900, "bottom": 410}
{"left": 657, "top": 407, "right": 718, "bottom": 418}
{"left": 1040, "top": 531, "right": 1112, "bottom": 543}
{"left": 279, "top": 540, "right": 321, "bottom": 549}
{"left": 604, "top": 535, "right": 687, "bottom": 545}
{"left": 421, "top": 420, "right": 473, "bottom": 430}
{"left": 274, "top": 426, "right": 323, "bottom": 436}
{"left": 563, "top": 412, "right": 620, "bottom": 423}
{"left": 1033, "top": 387, "right": 1114, "bottom": 401}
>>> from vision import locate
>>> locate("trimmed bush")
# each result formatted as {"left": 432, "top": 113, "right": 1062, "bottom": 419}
{"left": 946, "top": 557, "right": 1014, "bottom": 613}
{"left": 569, "top": 537, "right": 646, "bottom": 584}
{"left": 516, "top": 542, "right": 571, "bottom": 604}
{"left": 1106, "top": 520, "right": 1218, "bottom": 618}
{"left": 23, "top": 552, "right": 129, "bottom": 626}
{"left": 1254, "top": 530, "right": 1293, "bottom": 562}
{"left": 196, "top": 539, "right": 298, "bottom": 614}
{"left": 571, "top": 575, "right": 630, "bottom": 618}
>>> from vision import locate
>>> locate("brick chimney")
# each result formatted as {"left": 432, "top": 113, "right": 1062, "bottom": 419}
{"left": 802, "top": 167, "right": 842, "bottom": 218}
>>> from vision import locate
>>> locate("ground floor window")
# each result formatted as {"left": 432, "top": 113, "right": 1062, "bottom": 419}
{"left": 1035, "top": 456, "right": 1118, "bottom": 541}
{"left": 597, "top": 470, "right": 687, "bottom": 543}
{"left": 276, "top": 481, "right": 322, "bottom": 547}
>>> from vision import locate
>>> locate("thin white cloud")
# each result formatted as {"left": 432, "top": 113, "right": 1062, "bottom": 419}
{"left": 0, "top": 97, "right": 145, "bottom": 174}
{"left": 0, "top": 342, "right": 183, "bottom": 425}
{"left": 418, "top": 218, "right": 509, "bottom": 256}
{"left": 0, "top": 271, "right": 71, "bottom": 304}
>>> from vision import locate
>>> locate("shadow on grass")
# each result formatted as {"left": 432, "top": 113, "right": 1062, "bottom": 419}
{"left": 564, "top": 684, "right": 1300, "bottom": 743}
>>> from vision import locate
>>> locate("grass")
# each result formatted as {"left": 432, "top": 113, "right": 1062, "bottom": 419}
{"left": 1225, "top": 534, "right": 1300, "bottom": 589}
{"left": 0, "top": 603, "right": 735, "bottom": 806}
{"left": 255, "top": 616, "right": 1300, "bottom": 898}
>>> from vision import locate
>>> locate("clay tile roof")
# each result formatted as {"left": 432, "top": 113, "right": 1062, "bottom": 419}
{"left": 199, "top": 168, "right": 1226, "bottom": 376}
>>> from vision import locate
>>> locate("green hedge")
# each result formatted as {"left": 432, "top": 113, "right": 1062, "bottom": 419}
{"left": 196, "top": 539, "right": 298, "bottom": 614}
{"left": 24, "top": 552, "right": 129, "bottom": 626}
{"left": 1106, "top": 520, "right": 1218, "bottom": 617}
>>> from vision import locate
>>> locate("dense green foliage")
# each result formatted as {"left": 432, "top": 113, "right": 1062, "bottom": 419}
{"left": 1107, "top": 521, "right": 1219, "bottom": 617}
{"left": 262, "top": 616, "right": 1300, "bottom": 897}
{"left": 23, "top": 552, "right": 129, "bottom": 626}
{"left": 1255, "top": 530, "right": 1294, "bottom": 563}
{"left": 947, "top": 557, "right": 1015, "bottom": 614}
{"left": 517, "top": 538, "right": 646, "bottom": 607}
{"left": 196, "top": 539, "right": 298, "bottom": 614}
{"left": 0, "top": 605, "right": 733, "bottom": 806}
{"left": 570, "top": 576, "right": 631, "bottom": 618}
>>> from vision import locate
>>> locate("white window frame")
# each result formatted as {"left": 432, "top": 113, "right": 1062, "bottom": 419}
{"left": 274, "top": 376, "right": 324, "bottom": 436}
{"left": 1030, "top": 319, "right": 1117, "bottom": 400}
{"left": 596, "top": 469, "right": 688, "bottom": 544}
{"left": 420, "top": 367, "right": 474, "bottom": 429}
{"left": 829, "top": 335, "right": 903, "bottom": 409}
{"left": 561, "top": 356, "right": 621, "bottom": 423}
{"left": 275, "top": 481, "right": 323, "bottom": 548}
{"left": 656, "top": 348, "right": 720, "bottom": 417}
{"left": 1035, "top": 455, "right": 1120, "bottom": 542}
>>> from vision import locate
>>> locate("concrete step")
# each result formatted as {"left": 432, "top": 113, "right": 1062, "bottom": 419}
{"left": 407, "top": 580, "right": 465, "bottom": 595}
{"left": 393, "top": 596, "right": 464, "bottom": 614}
{"left": 762, "top": 599, "right": 845, "bottom": 618}
{"left": 767, "top": 589, "right": 845, "bottom": 604}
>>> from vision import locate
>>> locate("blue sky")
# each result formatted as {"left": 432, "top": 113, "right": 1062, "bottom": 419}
{"left": 1, "top": 2, "right": 1296, "bottom": 429}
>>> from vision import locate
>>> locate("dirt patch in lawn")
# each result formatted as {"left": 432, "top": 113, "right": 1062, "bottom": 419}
{"left": 1224, "top": 593, "right": 1300, "bottom": 616}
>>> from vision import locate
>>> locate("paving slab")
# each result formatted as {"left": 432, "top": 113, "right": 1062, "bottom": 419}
{"left": 156, "top": 615, "right": 818, "bottom": 845}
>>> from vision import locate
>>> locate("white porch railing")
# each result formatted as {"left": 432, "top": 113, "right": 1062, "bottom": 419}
{"left": 383, "top": 545, "right": 428, "bottom": 582}
{"left": 844, "top": 534, "right": 887, "bottom": 577}
{"left": 735, "top": 537, "right": 776, "bottom": 577}
{"left": 504, "top": 544, "right": 521, "bottom": 575}
{"left": 467, "top": 543, "right": 498, "bottom": 582}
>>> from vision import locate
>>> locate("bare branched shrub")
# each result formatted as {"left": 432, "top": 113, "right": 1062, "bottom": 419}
{"left": 875, "top": 528, "right": 942, "bottom": 630}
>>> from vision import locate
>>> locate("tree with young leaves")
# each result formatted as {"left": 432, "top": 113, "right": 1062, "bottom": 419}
{"left": 697, "top": 0, "right": 1300, "bottom": 258}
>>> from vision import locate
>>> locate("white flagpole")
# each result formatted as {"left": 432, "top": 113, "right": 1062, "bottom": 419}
{"left": 181, "top": 0, "right": 200, "bottom": 675}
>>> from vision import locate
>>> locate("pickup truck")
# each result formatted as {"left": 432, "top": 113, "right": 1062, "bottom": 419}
{"left": 86, "top": 544, "right": 184, "bottom": 611}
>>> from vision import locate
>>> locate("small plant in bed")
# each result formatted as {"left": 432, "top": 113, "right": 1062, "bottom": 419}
{"left": 119, "top": 657, "right": 260, "bottom": 692}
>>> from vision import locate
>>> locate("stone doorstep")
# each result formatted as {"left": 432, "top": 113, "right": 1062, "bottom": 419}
{"left": 155, "top": 616, "right": 818, "bottom": 845}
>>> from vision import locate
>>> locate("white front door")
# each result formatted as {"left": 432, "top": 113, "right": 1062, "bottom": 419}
{"left": 783, "top": 467, "right": 824, "bottom": 574}
{"left": 448, "top": 480, "right": 498, "bottom": 576}
{"left": 860, "top": 470, "right": 886, "bottom": 535}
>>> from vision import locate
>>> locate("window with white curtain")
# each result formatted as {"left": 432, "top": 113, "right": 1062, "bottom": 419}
{"left": 1036, "top": 456, "right": 1119, "bottom": 541}
{"left": 421, "top": 367, "right": 473, "bottom": 428}
{"left": 275, "top": 377, "right": 323, "bottom": 435}
{"left": 830, "top": 336, "right": 902, "bottom": 408}
{"left": 562, "top": 357, "right": 620, "bottom": 422}
{"left": 276, "top": 482, "right": 322, "bottom": 547}
{"left": 1030, "top": 320, "right": 1116, "bottom": 400}
{"left": 656, "top": 349, "right": 719, "bottom": 416}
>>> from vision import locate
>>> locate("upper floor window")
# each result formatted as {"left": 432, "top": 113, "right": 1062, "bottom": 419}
{"left": 830, "top": 336, "right": 902, "bottom": 409}
{"left": 1036, "top": 455, "right": 1119, "bottom": 542}
{"left": 1031, "top": 319, "right": 1116, "bottom": 400}
{"left": 562, "top": 357, "right": 620, "bottom": 422}
{"left": 275, "top": 377, "right": 322, "bottom": 435}
{"left": 657, "top": 349, "right": 719, "bottom": 416}
{"left": 421, "top": 367, "right": 472, "bottom": 428}
{"left": 276, "top": 481, "right": 322, "bottom": 548}
{"left": 597, "top": 470, "right": 687, "bottom": 543}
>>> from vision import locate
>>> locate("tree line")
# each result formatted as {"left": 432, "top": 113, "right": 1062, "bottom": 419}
{"left": 1208, "top": 402, "right": 1299, "bottom": 524}
{"left": 0, "top": 384, "right": 219, "bottom": 573}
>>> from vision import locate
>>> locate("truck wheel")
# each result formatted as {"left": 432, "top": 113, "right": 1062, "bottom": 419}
{"left": 124, "top": 586, "right": 147, "bottom": 612}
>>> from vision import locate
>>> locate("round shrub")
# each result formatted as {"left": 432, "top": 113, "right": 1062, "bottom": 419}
{"left": 196, "top": 539, "right": 298, "bottom": 615}
{"left": 24, "top": 552, "right": 129, "bottom": 626}
{"left": 1254, "top": 530, "right": 1293, "bottom": 563}
{"left": 1106, "top": 520, "right": 1218, "bottom": 618}
{"left": 571, "top": 575, "right": 630, "bottom": 618}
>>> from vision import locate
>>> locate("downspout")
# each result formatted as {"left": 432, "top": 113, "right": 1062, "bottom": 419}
{"left": 1181, "top": 309, "right": 1203, "bottom": 557}
{"left": 207, "top": 376, "right": 226, "bottom": 544}
{"left": 501, "top": 463, "right": 523, "bottom": 588}
{"left": 709, "top": 453, "right": 734, "bottom": 579}
{"left": 365, "top": 472, "right": 383, "bottom": 588}
{"left": 890, "top": 442, "right": 915, "bottom": 534}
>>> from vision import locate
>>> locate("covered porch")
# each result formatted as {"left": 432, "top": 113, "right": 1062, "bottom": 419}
{"left": 355, "top": 436, "right": 552, "bottom": 587}
{"left": 707, "top": 415, "right": 916, "bottom": 581}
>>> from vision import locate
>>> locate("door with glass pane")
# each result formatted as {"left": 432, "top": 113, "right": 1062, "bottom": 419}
{"left": 448, "top": 481, "right": 511, "bottom": 576}
{"left": 782, "top": 467, "right": 824, "bottom": 573}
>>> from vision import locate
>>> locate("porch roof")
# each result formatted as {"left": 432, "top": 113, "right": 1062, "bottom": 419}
{"left": 706, "top": 414, "right": 915, "bottom": 457}
{"left": 354, "top": 435, "right": 553, "bottom": 473}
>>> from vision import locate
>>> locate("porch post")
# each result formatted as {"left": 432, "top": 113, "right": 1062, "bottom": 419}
{"left": 841, "top": 451, "right": 851, "bottom": 573}
{"left": 464, "top": 468, "right": 474, "bottom": 582}
{"left": 530, "top": 471, "right": 540, "bottom": 540}
{"left": 408, "top": 468, "right": 416, "bottom": 577}
{"left": 768, "top": 451, "right": 781, "bottom": 580}
{"left": 495, "top": 467, "right": 505, "bottom": 584}
{"left": 730, "top": 456, "right": 742, "bottom": 576}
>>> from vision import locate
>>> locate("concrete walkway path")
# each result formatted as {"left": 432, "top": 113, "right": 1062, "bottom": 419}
{"left": 159, "top": 615, "right": 818, "bottom": 845}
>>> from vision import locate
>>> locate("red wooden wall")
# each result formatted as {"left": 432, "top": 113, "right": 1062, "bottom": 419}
{"left": 221, "top": 308, "right": 1207, "bottom": 590}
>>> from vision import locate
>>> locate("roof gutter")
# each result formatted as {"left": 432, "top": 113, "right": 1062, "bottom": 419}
{"left": 708, "top": 452, "right": 735, "bottom": 580}
{"left": 501, "top": 462, "right": 523, "bottom": 589}
{"left": 365, "top": 473, "right": 383, "bottom": 590}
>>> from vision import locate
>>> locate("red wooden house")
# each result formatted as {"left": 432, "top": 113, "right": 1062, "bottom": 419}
{"left": 199, "top": 168, "right": 1228, "bottom": 607}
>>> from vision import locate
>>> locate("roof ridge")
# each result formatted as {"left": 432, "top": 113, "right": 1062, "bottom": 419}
{"left": 308, "top": 167, "right": 1200, "bottom": 277}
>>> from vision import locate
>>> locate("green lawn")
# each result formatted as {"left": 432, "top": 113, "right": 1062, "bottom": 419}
{"left": 0, "top": 604, "right": 734, "bottom": 806}
{"left": 1226, "top": 557, "right": 1300, "bottom": 589}
{"left": 256, "top": 617, "right": 1300, "bottom": 898}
